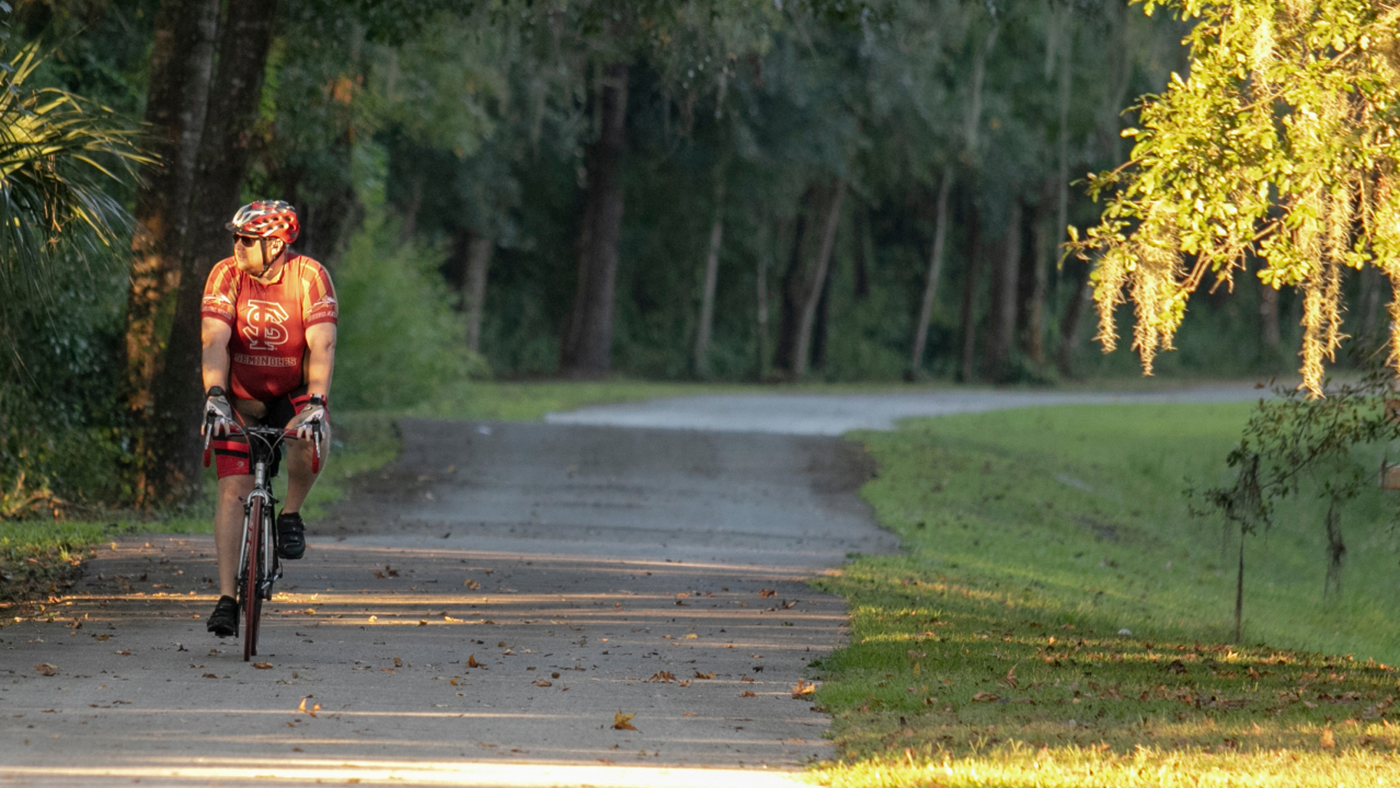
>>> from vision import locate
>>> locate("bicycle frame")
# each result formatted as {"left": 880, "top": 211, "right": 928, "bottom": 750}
{"left": 203, "top": 419, "right": 321, "bottom": 660}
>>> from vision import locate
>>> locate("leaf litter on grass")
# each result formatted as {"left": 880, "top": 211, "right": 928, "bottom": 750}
{"left": 810, "top": 404, "right": 1400, "bottom": 787}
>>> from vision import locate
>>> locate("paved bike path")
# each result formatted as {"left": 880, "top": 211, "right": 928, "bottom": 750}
{"left": 0, "top": 386, "right": 1258, "bottom": 786}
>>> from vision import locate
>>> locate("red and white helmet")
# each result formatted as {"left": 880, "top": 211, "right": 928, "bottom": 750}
{"left": 227, "top": 200, "right": 299, "bottom": 244}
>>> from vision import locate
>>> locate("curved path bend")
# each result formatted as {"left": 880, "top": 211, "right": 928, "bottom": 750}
{"left": 0, "top": 385, "right": 1259, "bottom": 787}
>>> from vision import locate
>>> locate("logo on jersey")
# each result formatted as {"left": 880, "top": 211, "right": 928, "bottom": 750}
{"left": 242, "top": 300, "right": 291, "bottom": 350}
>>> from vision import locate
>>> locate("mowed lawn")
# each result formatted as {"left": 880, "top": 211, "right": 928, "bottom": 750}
{"left": 812, "top": 403, "right": 1400, "bottom": 787}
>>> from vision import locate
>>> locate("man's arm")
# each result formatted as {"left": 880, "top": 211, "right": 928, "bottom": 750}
{"left": 201, "top": 317, "right": 233, "bottom": 392}
{"left": 304, "top": 322, "right": 336, "bottom": 399}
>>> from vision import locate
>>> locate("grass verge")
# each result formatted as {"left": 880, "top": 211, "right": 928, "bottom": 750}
{"left": 810, "top": 403, "right": 1400, "bottom": 787}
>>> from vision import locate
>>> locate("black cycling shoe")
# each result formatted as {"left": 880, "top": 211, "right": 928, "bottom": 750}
{"left": 276, "top": 511, "right": 306, "bottom": 560}
{"left": 206, "top": 595, "right": 238, "bottom": 637}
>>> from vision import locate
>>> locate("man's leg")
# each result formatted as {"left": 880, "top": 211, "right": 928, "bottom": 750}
{"left": 216, "top": 474, "right": 255, "bottom": 599}
{"left": 282, "top": 421, "right": 330, "bottom": 513}
{"left": 275, "top": 423, "right": 330, "bottom": 559}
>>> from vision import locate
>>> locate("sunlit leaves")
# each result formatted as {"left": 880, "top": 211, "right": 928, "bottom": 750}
{"left": 1074, "top": 0, "right": 1400, "bottom": 395}
{"left": 0, "top": 42, "right": 148, "bottom": 281}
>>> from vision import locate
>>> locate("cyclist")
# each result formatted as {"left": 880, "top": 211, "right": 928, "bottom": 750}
{"left": 199, "top": 200, "right": 338, "bottom": 637}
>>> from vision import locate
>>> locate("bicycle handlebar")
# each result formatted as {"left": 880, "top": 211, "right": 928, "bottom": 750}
{"left": 202, "top": 419, "right": 322, "bottom": 474}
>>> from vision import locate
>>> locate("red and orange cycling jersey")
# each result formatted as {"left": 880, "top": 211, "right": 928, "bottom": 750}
{"left": 200, "top": 254, "right": 338, "bottom": 403}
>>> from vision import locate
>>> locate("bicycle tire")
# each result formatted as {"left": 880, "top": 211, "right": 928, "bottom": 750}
{"left": 243, "top": 497, "right": 263, "bottom": 662}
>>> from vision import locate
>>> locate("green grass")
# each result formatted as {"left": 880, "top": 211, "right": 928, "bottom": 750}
{"left": 809, "top": 403, "right": 1400, "bottom": 786}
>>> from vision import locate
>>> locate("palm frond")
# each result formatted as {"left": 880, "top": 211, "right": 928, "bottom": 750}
{"left": 0, "top": 41, "right": 152, "bottom": 288}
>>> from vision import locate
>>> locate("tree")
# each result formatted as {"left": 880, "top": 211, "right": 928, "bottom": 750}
{"left": 0, "top": 41, "right": 148, "bottom": 367}
{"left": 145, "top": 0, "right": 281, "bottom": 503}
{"left": 0, "top": 37, "right": 148, "bottom": 516}
{"left": 123, "top": 0, "right": 219, "bottom": 503}
{"left": 1075, "top": 0, "right": 1400, "bottom": 396}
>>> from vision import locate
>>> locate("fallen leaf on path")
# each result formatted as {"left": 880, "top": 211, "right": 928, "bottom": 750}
{"left": 694, "top": 671, "right": 715, "bottom": 679}
{"left": 450, "top": 677, "right": 462, "bottom": 686}
{"left": 113, "top": 650, "right": 131, "bottom": 656}
{"left": 93, "top": 634, "right": 110, "bottom": 641}
{"left": 35, "top": 664, "right": 58, "bottom": 676}
{"left": 202, "top": 673, "right": 219, "bottom": 679}
{"left": 759, "top": 589, "right": 776, "bottom": 598}
{"left": 298, "top": 697, "right": 321, "bottom": 717}
{"left": 646, "top": 671, "right": 676, "bottom": 683}
{"left": 393, "top": 657, "right": 403, "bottom": 667}
{"left": 792, "top": 679, "right": 817, "bottom": 698}
{"left": 613, "top": 709, "right": 638, "bottom": 731}
{"left": 467, "top": 655, "right": 482, "bottom": 668}
{"left": 781, "top": 600, "right": 797, "bottom": 609}
{"left": 741, "top": 691, "right": 757, "bottom": 697}
{"left": 682, "top": 712, "right": 699, "bottom": 717}
{"left": 253, "top": 662, "right": 273, "bottom": 670}
{"left": 418, "top": 620, "right": 428, "bottom": 626}
{"left": 684, "top": 633, "right": 698, "bottom": 639}
{"left": 532, "top": 679, "right": 552, "bottom": 687}
{"left": 740, "top": 676, "right": 755, "bottom": 683}
{"left": 464, "top": 579, "right": 480, "bottom": 590}
{"left": 675, "top": 600, "right": 689, "bottom": 606}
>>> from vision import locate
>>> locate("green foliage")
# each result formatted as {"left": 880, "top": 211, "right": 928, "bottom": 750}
{"left": 0, "top": 35, "right": 146, "bottom": 518}
{"left": 1076, "top": 0, "right": 1400, "bottom": 394}
{"left": 332, "top": 146, "right": 486, "bottom": 410}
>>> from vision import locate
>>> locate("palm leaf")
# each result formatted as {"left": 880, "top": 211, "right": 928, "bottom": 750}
{"left": 0, "top": 40, "right": 153, "bottom": 380}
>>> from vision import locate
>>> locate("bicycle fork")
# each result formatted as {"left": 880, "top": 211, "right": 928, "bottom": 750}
{"left": 237, "top": 462, "right": 283, "bottom": 602}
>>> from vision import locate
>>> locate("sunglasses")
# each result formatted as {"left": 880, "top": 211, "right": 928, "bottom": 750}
{"left": 234, "top": 236, "right": 262, "bottom": 247}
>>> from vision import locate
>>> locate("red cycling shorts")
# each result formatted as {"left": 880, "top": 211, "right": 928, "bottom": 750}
{"left": 211, "top": 386, "right": 317, "bottom": 479}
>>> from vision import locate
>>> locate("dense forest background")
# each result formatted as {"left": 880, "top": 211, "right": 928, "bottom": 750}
{"left": 2, "top": 0, "right": 1345, "bottom": 513}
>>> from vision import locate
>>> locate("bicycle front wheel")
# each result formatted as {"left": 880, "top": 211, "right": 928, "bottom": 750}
{"left": 242, "top": 496, "right": 265, "bottom": 662}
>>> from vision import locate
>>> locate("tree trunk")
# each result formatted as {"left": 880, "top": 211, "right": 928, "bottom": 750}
{"left": 1055, "top": 261, "right": 1092, "bottom": 377}
{"left": 692, "top": 171, "right": 727, "bottom": 379}
{"left": 464, "top": 235, "right": 493, "bottom": 354}
{"left": 560, "top": 62, "right": 629, "bottom": 379}
{"left": 810, "top": 262, "right": 835, "bottom": 371}
{"left": 1324, "top": 497, "right": 1346, "bottom": 596}
{"left": 958, "top": 204, "right": 984, "bottom": 383}
{"left": 1020, "top": 198, "right": 1050, "bottom": 365}
{"left": 145, "top": 0, "right": 281, "bottom": 504}
{"left": 1233, "top": 524, "right": 1245, "bottom": 644}
{"left": 792, "top": 179, "right": 847, "bottom": 379}
{"left": 756, "top": 217, "right": 786, "bottom": 380}
{"left": 124, "top": 0, "right": 219, "bottom": 505}
{"left": 775, "top": 194, "right": 814, "bottom": 375}
{"left": 910, "top": 171, "right": 953, "bottom": 377}
{"left": 986, "top": 200, "right": 1023, "bottom": 380}
{"left": 852, "top": 205, "right": 871, "bottom": 300}
{"left": 1259, "top": 278, "right": 1281, "bottom": 352}
{"left": 1359, "top": 262, "right": 1381, "bottom": 342}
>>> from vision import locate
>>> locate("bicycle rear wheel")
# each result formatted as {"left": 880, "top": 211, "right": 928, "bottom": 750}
{"left": 243, "top": 497, "right": 264, "bottom": 662}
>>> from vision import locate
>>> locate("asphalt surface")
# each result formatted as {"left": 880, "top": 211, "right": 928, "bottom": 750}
{"left": 0, "top": 385, "right": 1261, "bottom": 786}
{"left": 543, "top": 384, "right": 1263, "bottom": 435}
{"left": 0, "top": 418, "right": 895, "bottom": 787}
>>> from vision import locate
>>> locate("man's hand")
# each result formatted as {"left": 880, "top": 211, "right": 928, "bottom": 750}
{"left": 204, "top": 388, "right": 235, "bottom": 437}
{"left": 290, "top": 396, "right": 328, "bottom": 445}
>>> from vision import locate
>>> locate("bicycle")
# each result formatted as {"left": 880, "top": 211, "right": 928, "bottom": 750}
{"left": 203, "top": 418, "right": 321, "bottom": 661}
